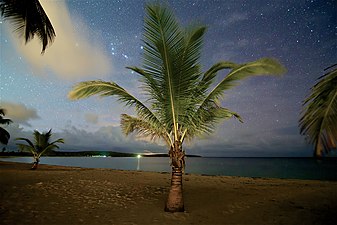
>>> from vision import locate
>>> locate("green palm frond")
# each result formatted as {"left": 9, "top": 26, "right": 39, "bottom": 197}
{"left": 142, "top": 3, "right": 184, "bottom": 138}
{"left": 0, "top": 0, "right": 55, "bottom": 53}
{"left": 186, "top": 106, "right": 243, "bottom": 139}
{"left": 33, "top": 129, "right": 52, "bottom": 151}
{"left": 199, "top": 61, "right": 238, "bottom": 91}
{"left": 299, "top": 64, "right": 337, "bottom": 157}
{"left": 202, "top": 58, "right": 286, "bottom": 107}
{"left": 38, "top": 143, "right": 60, "bottom": 157}
{"left": 141, "top": 4, "right": 211, "bottom": 139}
{"left": 50, "top": 138, "right": 65, "bottom": 145}
{"left": 68, "top": 80, "right": 160, "bottom": 126}
{"left": 16, "top": 143, "right": 36, "bottom": 155}
{"left": 186, "top": 58, "right": 285, "bottom": 139}
{"left": 16, "top": 137, "right": 35, "bottom": 149}
{"left": 121, "top": 114, "right": 169, "bottom": 145}
{"left": 16, "top": 137, "right": 36, "bottom": 155}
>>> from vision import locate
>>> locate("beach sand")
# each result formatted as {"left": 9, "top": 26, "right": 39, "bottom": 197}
{"left": 1, "top": 161, "right": 336, "bottom": 225}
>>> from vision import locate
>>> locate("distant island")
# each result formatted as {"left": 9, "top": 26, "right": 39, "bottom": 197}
{"left": 0, "top": 150, "right": 201, "bottom": 158}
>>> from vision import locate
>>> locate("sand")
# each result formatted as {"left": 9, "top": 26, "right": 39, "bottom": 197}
{"left": 0, "top": 161, "right": 336, "bottom": 225}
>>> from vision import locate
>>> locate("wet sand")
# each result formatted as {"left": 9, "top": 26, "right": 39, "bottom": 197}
{"left": 1, "top": 161, "right": 336, "bottom": 225}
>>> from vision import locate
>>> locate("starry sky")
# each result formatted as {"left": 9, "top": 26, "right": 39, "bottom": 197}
{"left": 0, "top": 0, "right": 336, "bottom": 157}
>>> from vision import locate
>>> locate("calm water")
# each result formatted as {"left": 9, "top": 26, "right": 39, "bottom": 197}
{"left": 1, "top": 157, "right": 336, "bottom": 180}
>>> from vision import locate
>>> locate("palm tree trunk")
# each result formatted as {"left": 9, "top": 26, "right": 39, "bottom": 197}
{"left": 165, "top": 141, "right": 185, "bottom": 212}
{"left": 165, "top": 167, "right": 184, "bottom": 212}
{"left": 31, "top": 156, "right": 40, "bottom": 170}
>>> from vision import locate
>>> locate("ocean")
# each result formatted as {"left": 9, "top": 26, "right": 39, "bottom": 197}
{"left": 1, "top": 156, "right": 336, "bottom": 181}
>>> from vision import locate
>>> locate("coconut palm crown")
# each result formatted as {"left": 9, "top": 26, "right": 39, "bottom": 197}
{"left": 16, "top": 129, "right": 64, "bottom": 169}
{"left": 0, "top": 0, "right": 55, "bottom": 53}
{"left": 68, "top": 3, "right": 286, "bottom": 212}
{"left": 0, "top": 108, "right": 13, "bottom": 145}
{"left": 299, "top": 64, "right": 337, "bottom": 157}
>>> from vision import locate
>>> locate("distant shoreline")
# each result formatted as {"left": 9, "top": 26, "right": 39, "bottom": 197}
{"left": 0, "top": 150, "right": 202, "bottom": 158}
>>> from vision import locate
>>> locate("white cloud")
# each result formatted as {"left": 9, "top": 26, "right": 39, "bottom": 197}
{"left": 1, "top": 102, "right": 39, "bottom": 126}
{"left": 221, "top": 12, "right": 248, "bottom": 27}
{"left": 8, "top": 0, "right": 112, "bottom": 80}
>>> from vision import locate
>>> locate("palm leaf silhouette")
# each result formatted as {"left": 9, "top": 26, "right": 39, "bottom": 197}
{"left": 299, "top": 64, "right": 337, "bottom": 157}
{"left": 0, "top": 0, "right": 55, "bottom": 53}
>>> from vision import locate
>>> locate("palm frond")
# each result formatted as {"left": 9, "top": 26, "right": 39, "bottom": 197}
{"left": 0, "top": 0, "right": 55, "bottom": 53}
{"left": 121, "top": 114, "right": 169, "bottom": 145}
{"left": 0, "top": 108, "right": 6, "bottom": 116}
{"left": 0, "top": 127, "right": 10, "bottom": 145}
{"left": 140, "top": 4, "right": 209, "bottom": 139}
{"left": 50, "top": 138, "right": 65, "bottom": 145}
{"left": 68, "top": 80, "right": 161, "bottom": 126}
{"left": 0, "top": 108, "right": 13, "bottom": 125}
{"left": 185, "top": 58, "right": 285, "bottom": 139}
{"left": 16, "top": 143, "right": 35, "bottom": 155}
{"left": 186, "top": 106, "right": 243, "bottom": 139}
{"left": 16, "top": 137, "right": 36, "bottom": 155}
{"left": 16, "top": 137, "right": 35, "bottom": 149}
{"left": 142, "top": 3, "right": 185, "bottom": 139}
{"left": 33, "top": 130, "right": 44, "bottom": 152}
{"left": 199, "top": 61, "right": 238, "bottom": 91}
{"left": 202, "top": 58, "right": 286, "bottom": 107}
{"left": 38, "top": 143, "right": 60, "bottom": 157}
{"left": 299, "top": 65, "right": 337, "bottom": 157}
{"left": 0, "top": 118, "right": 12, "bottom": 125}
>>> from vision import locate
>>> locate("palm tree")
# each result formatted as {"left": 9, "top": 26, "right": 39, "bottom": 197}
{"left": 299, "top": 64, "right": 337, "bottom": 157}
{"left": 0, "top": 108, "right": 12, "bottom": 145}
{"left": 68, "top": 3, "right": 286, "bottom": 212}
{"left": 0, "top": 0, "right": 55, "bottom": 53}
{"left": 16, "top": 129, "right": 64, "bottom": 169}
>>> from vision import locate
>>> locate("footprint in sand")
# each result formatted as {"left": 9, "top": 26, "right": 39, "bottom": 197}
{"left": 222, "top": 202, "right": 251, "bottom": 214}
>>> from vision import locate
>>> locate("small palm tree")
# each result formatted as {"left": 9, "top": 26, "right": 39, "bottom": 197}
{"left": 299, "top": 64, "right": 337, "bottom": 157}
{"left": 69, "top": 3, "right": 286, "bottom": 212}
{"left": 0, "top": 108, "right": 13, "bottom": 145}
{"left": 16, "top": 129, "right": 64, "bottom": 169}
{"left": 0, "top": 0, "right": 55, "bottom": 53}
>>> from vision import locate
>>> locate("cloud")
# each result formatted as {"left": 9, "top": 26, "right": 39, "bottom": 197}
{"left": 1, "top": 102, "right": 39, "bottom": 126}
{"left": 221, "top": 12, "right": 248, "bottom": 27}
{"left": 84, "top": 113, "right": 99, "bottom": 124}
{"left": 56, "top": 125, "right": 164, "bottom": 152}
{"left": 8, "top": 0, "right": 112, "bottom": 80}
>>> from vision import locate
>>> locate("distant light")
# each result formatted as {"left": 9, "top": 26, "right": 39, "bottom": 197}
{"left": 137, "top": 154, "right": 142, "bottom": 158}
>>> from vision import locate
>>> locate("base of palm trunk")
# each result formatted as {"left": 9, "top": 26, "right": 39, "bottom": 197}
{"left": 164, "top": 168, "right": 184, "bottom": 212}
{"left": 31, "top": 162, "right": 38, "bottom": 170}
{"left": 164, "top": 197, "right": 184, "bottom": 212}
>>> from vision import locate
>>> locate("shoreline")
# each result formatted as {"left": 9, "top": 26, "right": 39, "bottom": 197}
{"left": 1, "top": 156, "right": 336, "bottom": 181}
{"left": 1, "top": 161, "right": 337, "bottom": 225}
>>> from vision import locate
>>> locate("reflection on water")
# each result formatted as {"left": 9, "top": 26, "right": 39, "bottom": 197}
{"left": 1, "top": 156, "right": 336, "bottom": 180}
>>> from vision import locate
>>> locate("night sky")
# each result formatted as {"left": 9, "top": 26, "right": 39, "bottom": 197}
{"left": 0, "top": 0, "right": 336, "bottom": 157}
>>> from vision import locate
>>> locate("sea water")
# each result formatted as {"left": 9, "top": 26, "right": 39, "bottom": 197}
{"left": 1, "top": 157, "right": 336, "bottom": 180}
